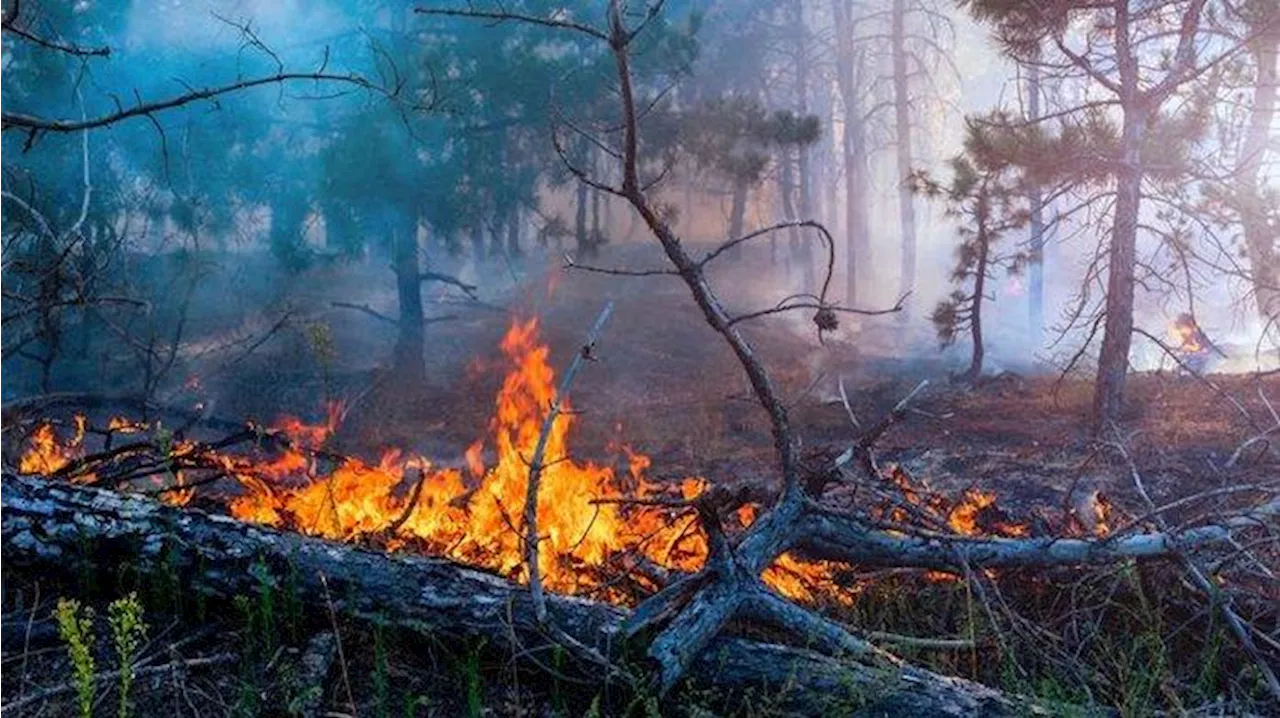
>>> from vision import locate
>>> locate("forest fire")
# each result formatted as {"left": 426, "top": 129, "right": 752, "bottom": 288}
{"left": 14, "top": 320, "right": 876, "bottom": 601}
{"left": 9, "top": 318, "right": 1060, "bottom": 605}
{"left": 12, "top": 318, "right": 1059, "bottom": 604}
{"left": 221, "top": 317, "right": 716, "bottom": 596}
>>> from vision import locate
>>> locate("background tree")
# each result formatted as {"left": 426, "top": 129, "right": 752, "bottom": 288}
{"left": 912, "top": 121, "right": 1031, "bottom": 382}
{"left": 960, "top": 0, "right": 1252, "bottom": 426}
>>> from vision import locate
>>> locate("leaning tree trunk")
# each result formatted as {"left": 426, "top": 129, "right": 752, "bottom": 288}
{"left": 392, "top": 213, "right": 426, "bottom": 386}
{"left": 891, "top": 0, "right": 918, "bottom": 315}
{"left": 1093, "top": 108, "right": 1146, "bottom": 427}
{"left": 1239, "top": 20, "right": 1280, "bottom": 328}
{"left": 1, "top": 475, "right": 1046, "bottom": 717}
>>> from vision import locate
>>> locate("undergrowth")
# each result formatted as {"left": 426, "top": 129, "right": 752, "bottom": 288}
{"left": 8, "top": 548, "right": 1275, "bottom": 717}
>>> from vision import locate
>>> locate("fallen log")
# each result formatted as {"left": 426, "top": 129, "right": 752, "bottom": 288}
{"left": 1, "top": 475, "right": 1055, "bottom": 716}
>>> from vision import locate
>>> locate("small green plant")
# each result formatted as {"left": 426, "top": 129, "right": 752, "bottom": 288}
{"left": 403, "top": 694, "right": 430, "bottom": 718}
{"left": 108, "top": 592, "right": 148, "bottom": 718}
{"left": 307, "top": 322, "right": 336, "bottom": 402}
{"left": 462, "top": 645, "right": 484, "bottom": 718}
{"left": 247, "top": 559, "right": 278, "bottom": 656}
{"left": 54, "top": 598, "right": 97, "bottom": 718}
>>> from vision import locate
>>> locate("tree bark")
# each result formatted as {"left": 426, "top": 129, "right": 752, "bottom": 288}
{"left": 891, "top": 0, "right": 918, "bottom": 313}
{"left": 1238, "top": 18, "right": 1279, "bottom": 327}
{"left": 1093, "top": 107, "right": 1145, "bottom": 427}
{"left": 1, "top": 475, "right": 1049, "bottom": 717}
{"left": 391, "top": 212, "right": 426, "bottom": 385}
{"left": 575, "top": 179, "right": 592, "bottom": 256}
{"left": 833, "top": 0, "right": 870, "bottom": 306}
{"left": 1026, "top": 64, "right": 1046, "bottom": 344}
{"left": 507, "top": 205, "right": 522, "bottom": 257}
{"left": 968, "top": 202, "right": 990, "bottom": 382}
{"left": 727, "top": 175, "right": 749, "bottom": 260}
{"left": 792, "top": 0, "right": 817, "bottom": 293}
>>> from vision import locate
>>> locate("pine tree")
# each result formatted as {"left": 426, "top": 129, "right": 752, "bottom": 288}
{"left": 912, "top": 121, "right": 1030, "bottom": 382}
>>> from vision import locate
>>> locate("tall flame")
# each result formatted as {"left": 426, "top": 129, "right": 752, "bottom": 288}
{"left": 224, "top": 318, "right": 714, "bottom": 595}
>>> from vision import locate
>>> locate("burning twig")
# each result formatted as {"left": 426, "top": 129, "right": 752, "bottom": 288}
{"left": 524, "top": 301, "right": 615, "bottom": 624}
{"left": 387, "top": 465, "right": 426, "bottom": 535}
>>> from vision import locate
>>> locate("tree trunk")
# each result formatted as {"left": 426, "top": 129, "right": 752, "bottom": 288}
{"left": 1, "top": 475, "right": 1047, "bottom": 717}
{"left": 507, "top": 205, "right": 522, "bottom": 257}
{"left": 968, "top": 205, "right": 990, "bottom": 382}
{"left": 844, "top": 113, "right": 870, "bottom": 307}
{"left": 728, "top": 175, "right": 750, "bottom": 260}
{"left": 270, "top": 193, "right": 310, "bottom": 271}
{"left": 1239, "top": 20, "right": 1280, "bottom": 328}
{"left": 490, "top": 216, "right": 506, "bottom": 259}
{"left": 778, "top": 147, "right": 801, "bottom": 266}
{"left": 792, "top": 0, "right": 816, "bottom": 293}
{"left": 833, "top": 0, "right": 870, "bottom": 306}
{"left": 1093, "top": 108, "right": 1146, "bottom": 427}
{"left": 1026, "top": 64, "right": 1046, "bottom": 345}
{"left": 591, "top": 187, "right": 601, "bottom": 247}
{"left": 470, "top": 224, "right": 486, "bottom": 263}
{"left": 392, "top": 212, "right": 425, "bottom": 385}
{"left": 575, "top": 180, "right": 592, "bottom": 256}
{"left": 891, "top": 0, "right": 918, "bottom": 313}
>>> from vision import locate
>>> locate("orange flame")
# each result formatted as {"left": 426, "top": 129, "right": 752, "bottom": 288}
{"left": 948, "top": 489, "right": 1029, "bottom": 538}
{"left": 1170, "top": 314, "right": 1205, "bottom": 353}
{"left": 225, "top": 318, "right": 714, "bottom": 595}
{"left": 16, "top": 320, "right": 1038, "bottom": 605}
{"left": 19, "top": 418, "right": 86, "bottom": 477}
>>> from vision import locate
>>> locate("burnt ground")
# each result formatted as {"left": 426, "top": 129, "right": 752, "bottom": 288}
{"left": 3, "top": 249, "right": 1279, "bottom": 716}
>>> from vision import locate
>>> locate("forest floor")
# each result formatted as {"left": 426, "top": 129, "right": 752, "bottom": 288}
{"left": 3, "top": 250, "right": 1278, "bottom": 717}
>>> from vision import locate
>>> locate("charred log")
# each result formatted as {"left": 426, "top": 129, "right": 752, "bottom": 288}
{"left": 2, "top": 474, "right": 1051, "bottom": 717}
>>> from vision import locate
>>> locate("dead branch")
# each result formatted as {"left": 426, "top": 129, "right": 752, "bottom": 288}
{"left": 525, "top": 301, "right": 615, "bottom": 624}
{"left": 419, "top": 270, "right": 478, "bottom": 299}
{"left": 1, "top": 2, "right": 111, "bottom": 57}
{"left": 2, "top": 71, "right": 413, "bottom": 139}
{"left": 1106, "top": 424, "right": 1280, "bottom": 700}
{"left": 0, "top": 652, "right": 236, "bottom": 713}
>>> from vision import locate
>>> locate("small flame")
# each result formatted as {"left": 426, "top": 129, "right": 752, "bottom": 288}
{"left": 19, "top": 418, "right": 86, "bottom": 476}
{"left": 1170, "top": 314, "right": 1205, "bottom": 354}
{"left": 107, "top": 416, "right": 148, "bottom": 434}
